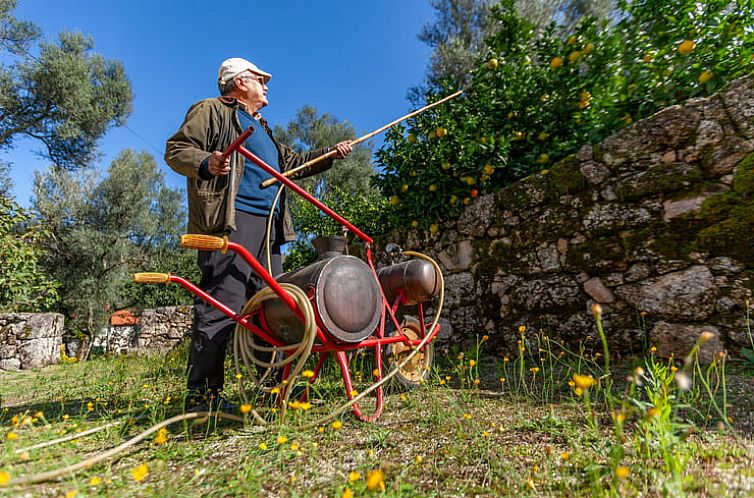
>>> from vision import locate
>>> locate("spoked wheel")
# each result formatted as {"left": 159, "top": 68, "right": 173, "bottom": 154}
{"left": 384, "top": 316, "right": 434, "bottom": 389}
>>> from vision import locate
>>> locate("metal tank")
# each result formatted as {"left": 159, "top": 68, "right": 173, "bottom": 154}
{"left": 261, "top": 237, "right": 382, "bottom": 344}
{"left": 377, "top": 259, "right": 439, "bottom": 306}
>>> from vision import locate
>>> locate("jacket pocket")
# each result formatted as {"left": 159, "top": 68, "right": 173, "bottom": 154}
{"left": 191, "top": 176, "right": 228, "bottom": 233}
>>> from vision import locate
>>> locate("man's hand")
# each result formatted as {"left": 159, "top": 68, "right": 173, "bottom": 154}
{"left": 331, "top": 141, "right": 353, "bottom": 159}
{"left": 208, "top": 151, "right": 231, "bottom": 176}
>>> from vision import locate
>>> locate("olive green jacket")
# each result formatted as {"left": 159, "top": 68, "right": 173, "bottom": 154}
{"left": 165, "top": 97, "right": 332, "bottom": 240}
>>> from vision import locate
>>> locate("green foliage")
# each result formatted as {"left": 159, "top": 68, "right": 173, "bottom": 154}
{"left": 0, "top": 195, "right": 59, "bottom": 312}
{"left": 377, "top": 0, "right": 754, "bottom": 228}
{"left": 121, "top": 247, "right": 199, "bottom": 309}
{"left": 275, "top": 106, "right": 386, "bottom": 271}
{"left": 33, "top": 150, "right": 184, "bottom": 334}
{"left": 284, "top": 187, "right": 391, "bottom": 271}
{"left": 0, "top": 1, "right": 133, "bottom": 169}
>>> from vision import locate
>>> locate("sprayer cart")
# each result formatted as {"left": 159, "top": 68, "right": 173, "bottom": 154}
{"left": 134, "top": 127, "right": 443, "bottom": 422}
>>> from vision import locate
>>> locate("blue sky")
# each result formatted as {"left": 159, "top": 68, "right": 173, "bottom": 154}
{"left": 4, "top": 0, "right": 436, "bottom": 205}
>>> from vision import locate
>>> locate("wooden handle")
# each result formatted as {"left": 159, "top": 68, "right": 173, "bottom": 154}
{"left": 260, "top": 90, "right": 464, "bottom": 188}
{"left": 180, "top": 234, "right": 228, "bottom": 252}
{"left": 133, "top": 273, "right": 171, "bottom": 284}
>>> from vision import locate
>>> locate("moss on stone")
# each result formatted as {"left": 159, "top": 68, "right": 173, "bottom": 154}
{"left": 614, "top": 163, "right": 704, "bottom": 201}
{"left": 733, "top": 152, "right": 754, "bottom": 198}
{"left": 565, "top": 236, "right": 625, "bottom": 270}
{"left": 693, "top": 151, "right": 754, "bottom": 264}
{"left": 543, "top": 154, "right": 586, "bottom": 198}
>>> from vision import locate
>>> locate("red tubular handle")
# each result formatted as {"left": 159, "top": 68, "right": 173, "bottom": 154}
{"left": 221, "top": 126, "right": 254, "bottom": 160}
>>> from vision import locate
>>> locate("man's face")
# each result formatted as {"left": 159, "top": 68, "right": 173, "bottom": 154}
{"left": 236, "top": 71, "right": 268, "bottom": 110}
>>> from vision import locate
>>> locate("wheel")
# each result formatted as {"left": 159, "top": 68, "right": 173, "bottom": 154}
{"left": 383, "top": 316, "right": 434, "bottom": 389}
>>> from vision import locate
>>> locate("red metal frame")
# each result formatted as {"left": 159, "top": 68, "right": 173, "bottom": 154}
{"left": 161, "top": 128, "right": 440, "bottom": 421}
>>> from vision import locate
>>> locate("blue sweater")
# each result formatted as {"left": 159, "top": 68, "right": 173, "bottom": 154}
{"left": 235, "top": 108, "right": 281, "bottom": 215}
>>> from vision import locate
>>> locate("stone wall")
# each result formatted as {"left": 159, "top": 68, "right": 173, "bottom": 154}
{"left": 382, "top": 74, "right": 754, "bottom": 360}
{"left": 136, "top": 305, "right": 193, "bottom": 353}
{"left": 91, "top": 306, "right": 193, "bottom": 355}
{"left": 0, "top": 313, "right": 64, "bottom": 370}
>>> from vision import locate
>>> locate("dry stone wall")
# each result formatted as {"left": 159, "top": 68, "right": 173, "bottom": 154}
{"left": 381, "top": 74, "right": 754, "bottom": 361}
{"left": 92, "top": 306, "right": 193, "bottom": 355}
{"left": 0, "top": 313, "right": 64, "bottom": 370}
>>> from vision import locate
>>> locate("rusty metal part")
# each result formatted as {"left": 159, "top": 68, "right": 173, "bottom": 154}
{"left": 311, "top": 236, "right": 347, "bottom": 260}
{"left": 262, "top": 255, "right": 382, "bottom": 344}
{"left": 384, "top": 316, "right": 434, "bottom": 387}
{"left": 377, "top": 259, "right": 439, "bottom": 305}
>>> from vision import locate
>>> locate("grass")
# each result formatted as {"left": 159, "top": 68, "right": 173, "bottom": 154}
{"left": 1, "top": 319, "right": 754, "bottom": 497}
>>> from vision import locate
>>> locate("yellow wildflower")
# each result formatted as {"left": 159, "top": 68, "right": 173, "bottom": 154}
{"left": 646, "top": 407, "right": 659, "bottom": 419}
{"left": 499, "top": 377, "right": 506, "bottom": 383}
{"left": 583, "top": 43, "right": 594, "bottom": 54}
{"left": 240, "top": 404, "right": 252, "bottom": 414}
{"left": 332, "top": 420, "right": 343, "bottom": 430}
{"left": 415, "top": 455, "right": 423, "bottom": 464}
{"left": 482, "top": 431, "right": 490, "bottom": 437}
{"left": 469, "top": 359, "right": 476, "bottom": 367}
{"left": 341, "top": 488, "right": 354, "bottom": 498}
{"left": 62, "top": 414, "right": 69, "bottom": 421}
{"left": 290, "top": 441, "right": 300, "bottom": 451}
{"left": 65, "top": 491, "right": 77, "bottom": 498}
{"left": 537, "top": 153, "right": 549, "bottom": 164}
{"left": 270, "top": 387, "right": 280, "bottom": 395}
{"left": 302, "top": 370, "right": 315, "bottom": 379}
{"left": 300, "top": 402, "right": 312, "bottom": 411}
{"left": 89, "top": 476, "right": 102, "bottom": 486}
{"left": 235, "top": 372, "right": 243, "bottom": 379}
{"left": 349, "top": 390, "right": 358, "bottom": 397}
{"left": 131, "top": 463, "right": 149, "bottom": 482}
{"left": 561, "top": 451, "right": 570, "bottom": 461}
{"left": 699, "top": 70, "right": 713, "bottom": 84}
{"left": 574, "top": 387, "right": 584, "bottom": 396}
{"left": 463, "top": 413, "right": 472, "bottom": 420}
{"left": 650, "top": 346, "right": 657, "bottom": 353}
{"left": 87, "top": 402, "right": 94, "bottom": 412}
{"left": 259, "top": 442, "right": 268, "bottom": 450}
{"left": 372, "top": 369, "right": 380, "bottom": 377}
{"left": 366, "top": 469, "right": 386, "bottom": 491}
{"left": 154, "top": 428, "right": 168, "bottom": 445}
{"left": 518, "top": 325, "right": 526, "bottom": 334}
{"left": 276, "top": 435, "right": 289, "bottom": 445}
{"left": 348, "top": 471, "right": 361, "bottom": 482}
{"left": 591, "top": 303, "right": 602, "bottom": 316}
{"left": 699, "top": 331, "right": 715, "bottom": 344}
{"left": 0, "top": 471, "right": 10, "bottom": 486}
{"left": 550, "top": 56, "right": 563, "bottom": 69}
{"left": 567, "top": 35, "right": 578, "bottom": 45}
{"left": 6, "top": 432, "right": 18, "bottom": 441}
{"left": 473, "top": 379, "right": 481, "bottom": 385}
{"left": 568, "top": 51, "right": 581, "bottom": 63}
{"left": 616, "top": 466, "right": 630, "bottom": 479}
{"left": 572, "top": 373, "right": 596, "bottom": 389}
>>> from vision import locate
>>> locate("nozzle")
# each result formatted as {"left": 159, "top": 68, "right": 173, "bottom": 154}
{"left": 133, "top": 273, "right": 171, "bottom": 284}
{"left": 180, "top": 234, "right": 228, "bottom": 252}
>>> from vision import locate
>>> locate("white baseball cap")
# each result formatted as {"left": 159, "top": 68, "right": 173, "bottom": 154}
{"left": 217, "top": 57, "right": 272, "bottom": 86}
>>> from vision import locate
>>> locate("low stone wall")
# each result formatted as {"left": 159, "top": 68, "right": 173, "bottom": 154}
{"left": 90, "top": 306, "right": 193, "bottom": 355}
{"left": 0, "top": 313, "right": 64, "bottom": 370}
{"left": 382, "top": 74, "right": 754, "bottom": 361}
{"left": 136, "top": 305, "right": 193, "bottom": 353}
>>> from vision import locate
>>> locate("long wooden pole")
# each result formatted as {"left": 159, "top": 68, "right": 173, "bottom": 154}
{"left": 260, "top": 89, "right": 463, "bottom": 188}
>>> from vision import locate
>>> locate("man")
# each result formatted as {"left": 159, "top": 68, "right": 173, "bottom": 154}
{"left": 165, "top": 57, "right": 352, "bottom": 411}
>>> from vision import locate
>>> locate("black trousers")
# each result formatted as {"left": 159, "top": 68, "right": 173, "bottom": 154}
{"left": 187, "top": 211, "right": 283, "bottom": 399}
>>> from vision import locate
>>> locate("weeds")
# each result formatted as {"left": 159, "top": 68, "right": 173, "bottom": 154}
{"left": 0, "top": 307, "right": 752, "bottom": 497}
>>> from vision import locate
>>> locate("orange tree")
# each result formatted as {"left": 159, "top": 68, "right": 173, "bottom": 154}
{"left": 375, "top": 0, "right": 754, "bottom": 229}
